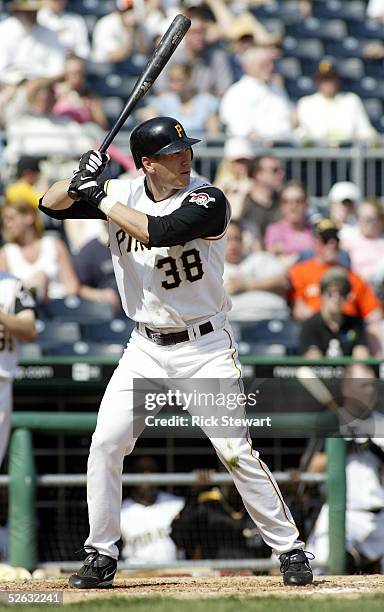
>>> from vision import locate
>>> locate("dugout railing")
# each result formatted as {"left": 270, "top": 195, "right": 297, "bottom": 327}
{"left": 0, "top": 412, "right": 346, "bottom": 575}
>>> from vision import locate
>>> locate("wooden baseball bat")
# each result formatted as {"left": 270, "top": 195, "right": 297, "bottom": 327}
{"left": 99, "top": 14, "right": 191, "bottom": 153}
{"left": 67, "top": 14, "right": 190, "bottom": 198}
{"left": 296, "top": 366, "right": 340, "bottom": 413}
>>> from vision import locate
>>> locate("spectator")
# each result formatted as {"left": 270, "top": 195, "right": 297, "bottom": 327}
{"left": 92, "top": 0, "right": 149, "bottom": 63}
{"left": 53, "top": 55, "right": 108, "bottom": 129}
{"left": 367, "top": 0, "right": 384, "bottom": 22}
{"left": 0, "top": 200, "right": 79, "bottom": 301}
{"left": 214, "top": 137, "right": 253, "bottom": 219}
{"left": 171, "top": 476, "right": 270, "bottom": 560}
{"left": 204, "top": 0, "right": 282, "bottom": 48}
{"left": 220, "top": 46, "right": 294, "bottom": 141}
{"left": 307, "top": 363, "right": 384, "bottom": 573}
{"left": 265, "top": 181, "right": 314, "bottom": 266}
{"left": 328, "top": 181, "right": 360, "bottom": 242}
{"left": 120, "top": 457, "right": 184, "bottom": 563}
{"left": 241, "top": 154, "right": 285, "bottom": 246}
{"left": 0, "top": 271, "right": 36, "bottom": 469}
{"left": 0, "top": 0, "right": 65, "bottom": 86}
{"left": 74, "top": 223, "right": 121, "bottom": 313}
{"left": 4, "top": 81, "right": 101, "bottom": 163}
{"left": 37, "top": 0, "right": 90, "bottom": 59}
{"left": 139, "top": 62, "right": 220, "bottom": 135}
{"left": 341, "top": 200, "right": 384, "bottom": 295}
{"left": 223, "top": 221, "right": 289, "bottom": 322}
{"left": 288, "top": 218, "right": 382, "bottom": 356}
{"left": 154, "top": 9, "right": 234, "bottom": 97}
{"left": 299, "top": 267, "right": 370, "bottom": 359}
{"left": 296, "top": 61, "right": 377, "bottom": 144}
{"left": 5, "top": 155, "right": 44, "bottom": 209}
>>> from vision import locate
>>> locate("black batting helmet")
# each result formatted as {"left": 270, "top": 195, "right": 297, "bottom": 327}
{"left": 130, "top": 116, "right": 201, "bottom": 169}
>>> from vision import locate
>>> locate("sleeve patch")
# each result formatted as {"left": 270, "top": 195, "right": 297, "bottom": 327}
{"left": 188, "top": 192, "right": 216, "bottom": 208}
{"left": 17, "top": 289, "right": 36, "bottom": 310}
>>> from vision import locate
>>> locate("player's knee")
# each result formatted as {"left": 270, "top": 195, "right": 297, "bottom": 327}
{"left": 90, "top": 434, "right": 126, "bottom": 458}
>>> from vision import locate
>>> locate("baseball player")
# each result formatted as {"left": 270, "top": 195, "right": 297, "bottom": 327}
{"left": 0, "top": 271, "right": 36, "bottom": 467}
{"left": 39, "top": 116, "right": 313, "bottom": 588}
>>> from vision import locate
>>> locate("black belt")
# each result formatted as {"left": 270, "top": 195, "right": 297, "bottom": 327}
{"left": 141, "top": 321, "right": 213, "bottom": 346}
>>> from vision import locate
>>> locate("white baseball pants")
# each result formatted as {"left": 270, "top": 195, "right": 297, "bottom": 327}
{"left": 85, "top": 320, "right": 303, "bottom": 559}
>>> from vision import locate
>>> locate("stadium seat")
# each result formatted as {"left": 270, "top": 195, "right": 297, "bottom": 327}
{"left": 67, "top": 0, "right": 114, "bottom": 17}
{"left": 19, "top": 343, "right": 42, "bottom": 359}
{"left": 88, "top": 73, "right": 138, "bottom": 98}
{"left": 238, "top": 319, "right": 300, "bottom": 355}
{"left": 285, "top": 76, "right": 316, "bottom": 101}
{"left": 346, "top": 77, "right": 384, "bottom": 99}
{"left": 81, "top": 318, "right": 135, "bottom": 344}
{"left": 336, "top": 58, "right": 364, "bottom": 80}
{"left": 362, "top": 98, "right": 383, "bottom": 123}
{"left": 312, "top": 0, "right": 365, "bottom": 21}
{"left": 37, "top": 320, "right": 81, "bottom": 348}
{"left": 287, "top": 18, "right": 347, "bottom": 41}
{"left": 276, "top": 57, "right": 301, "bottom": 80}
{"left": 324, "top": 38, "right": 366, "bottom": 58}
{"left": 283, "top": 37, "right": 324, "bottom": 60}
{"left": 102, "top": 96, "right": 124, "bottom": 124}
{"left": 43, "top": 341, "right": 124, "bottom": 357}
{"left": 237, "top": 341, "right": 287, "bottom": 357}
{"left": 251, "top": 0, "right": 302, "bottom": 20}
{"left": 38, "top": 297, "right": 115, "bottom": 324}
{"left": 348, "top": 19, "right": 384, "bottom": 39}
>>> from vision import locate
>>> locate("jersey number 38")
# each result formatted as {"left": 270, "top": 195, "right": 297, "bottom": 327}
{"left": 156, "top": 248, "right": 204, "bottom": 290}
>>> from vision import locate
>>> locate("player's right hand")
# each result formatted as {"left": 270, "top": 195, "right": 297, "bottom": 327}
{"left": 78, "top": 150, "right": 110, "bottom": 176}
{"left": 68, "top": 170, "right": 107, "bottom": 208}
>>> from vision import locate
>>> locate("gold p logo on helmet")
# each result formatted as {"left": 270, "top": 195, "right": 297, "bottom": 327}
{"left": 174, "top": 123, "right": 183, "bottom": 138}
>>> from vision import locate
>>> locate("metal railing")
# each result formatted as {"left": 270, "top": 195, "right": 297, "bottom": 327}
{"left": 3, "top": 412, "right": 347, "bottom": 575}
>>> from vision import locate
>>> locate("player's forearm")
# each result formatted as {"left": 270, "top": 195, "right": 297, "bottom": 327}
{"left": 41, "top": 179, "right": 74, "bottom": 210}
{"left": 0, "top": 310, "right": 36, "bottom": 342}
{"left": 106, "top": 201, "right": 150, "bottom": 244}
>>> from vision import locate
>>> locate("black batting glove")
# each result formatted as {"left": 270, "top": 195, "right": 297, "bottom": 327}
{"left": 78, "top": 150, "right": 110, "bottom": 176}
{"left": 68, "top": 171, "right": 107, "bottom": 208}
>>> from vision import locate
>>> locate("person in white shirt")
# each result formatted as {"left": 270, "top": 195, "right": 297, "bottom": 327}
{"left": 367, "top": 0, "right": 384, "bottom": 22}
{"left": 223, "top": 220, "right": 289, "bottom": 322}
{"left": 38, "top": 0, "right": 90, "bottom": 59}
{"left": 92, "top": 0, "right": 148, "bottom": 63}
{"left": 120, "top": 457, "right": 184, "bottom": 563}
{"left": 0, "top": 0, "right": 66, "bottom": 85}
{"left": 220, "top": 46, "right": 294, "bottom": 142}
{"left": 307, "top": 363, "right": 384, "bottom": 572}
{"left": 296, "top": 60, "right": 377, "bottom": 145}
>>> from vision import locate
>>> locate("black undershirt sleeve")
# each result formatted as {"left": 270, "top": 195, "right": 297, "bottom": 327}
{"left": 38, "top": 197, "right": 107, "bottom": 220}
{"left": 147, "top": 186, "right": 229, "bottom": 248}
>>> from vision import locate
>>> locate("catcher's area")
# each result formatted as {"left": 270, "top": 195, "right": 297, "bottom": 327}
{"left": 1, "top": 575, "right": 384, "bottom": 604}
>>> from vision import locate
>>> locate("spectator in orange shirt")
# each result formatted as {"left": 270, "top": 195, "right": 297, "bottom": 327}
{"left": 288, "top": 219, "right": 382, "bottom": 356}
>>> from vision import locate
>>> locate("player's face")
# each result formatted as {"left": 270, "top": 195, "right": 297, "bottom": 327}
{"left": 146, "top": 148, "right": 193, "bottom": 191}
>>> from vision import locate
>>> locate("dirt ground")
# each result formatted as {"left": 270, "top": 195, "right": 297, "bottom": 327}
{"left": 1, "top": 575, "right": 384, "bottom": 604}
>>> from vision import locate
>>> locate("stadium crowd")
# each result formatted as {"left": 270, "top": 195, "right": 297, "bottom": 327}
{"left": 1, "top": 0, "right": 384, "bottom": 574}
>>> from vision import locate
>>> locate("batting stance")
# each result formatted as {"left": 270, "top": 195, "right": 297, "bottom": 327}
{"left": 39, "top": 117, "right": 313, "bottom": 588}
{"left": 0, "top": 272, "right": 36, "bottom": 466}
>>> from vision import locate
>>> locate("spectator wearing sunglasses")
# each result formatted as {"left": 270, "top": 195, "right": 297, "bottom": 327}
{"left": 288, "top": 219, "right": 382, "bottom": 356}
{"left": 299, "top": 267, "right": 371, "bottom": 359}
{"left": 264, "top": 181, "right": 314, "bottom": 266}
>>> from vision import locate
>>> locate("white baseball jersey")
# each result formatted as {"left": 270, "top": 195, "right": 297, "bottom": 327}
{"left": 106, "top": 175, "right": 231, "bottom": 329}
{"left": 120, "top": 492, "right": 184, "bottom": 563}
{"left": 0, "top": 272, "right": 35, "bottom": 380}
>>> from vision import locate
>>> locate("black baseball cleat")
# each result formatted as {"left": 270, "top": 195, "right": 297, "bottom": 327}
{"left": 279, "top": 549, "right": 314, "bottom": 586}
{"left": 69, "top": 549, "right": 117, "bottom": 589}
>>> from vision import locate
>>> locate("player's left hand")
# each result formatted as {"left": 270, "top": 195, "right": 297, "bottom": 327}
{"left": 68, "top": 171, "right": 107, "bottom": 208}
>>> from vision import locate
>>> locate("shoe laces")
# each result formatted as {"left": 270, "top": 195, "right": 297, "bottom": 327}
{"left": 280, "top": 549, "right": 315, "bottom": 573}
{"left": 74, "top": 546, "right": 100, "bottom": 568}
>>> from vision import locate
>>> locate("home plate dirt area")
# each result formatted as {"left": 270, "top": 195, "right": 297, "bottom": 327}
{"left": 1, "top": 575, "right": 384, "bottom": 603}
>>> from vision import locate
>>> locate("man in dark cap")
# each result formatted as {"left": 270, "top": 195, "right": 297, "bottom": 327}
{"left": 289, "top": 219, "right": 382, "bottom": 355}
